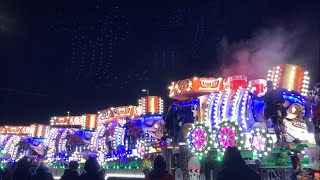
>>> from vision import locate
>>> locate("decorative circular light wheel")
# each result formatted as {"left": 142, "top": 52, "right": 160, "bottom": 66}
{"left": 136, "top": 139, "right": 148, "bottom": 159}
{"left": 250, "top": 128, "right": 273, "bottom": 158}
{"left": 187, "top": 122, "right": 212, "bottom": 157}
{"left": 215, "top": 119, "right": 244, "bottom": 151}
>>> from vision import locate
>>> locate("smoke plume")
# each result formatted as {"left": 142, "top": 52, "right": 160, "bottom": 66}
{"left": 217, "top": 22, "right": 318, "bottom": 80}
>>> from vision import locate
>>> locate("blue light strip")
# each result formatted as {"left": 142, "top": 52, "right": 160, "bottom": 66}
{"left": 173, "top": 99, "right": 200, "bottom": 107}
{"left": 208, "top": 93, "right": 217, "bottom": 131}
{"left": 282, "top": 90, "right": 306, "bottom": 105}
{"left": 235, "top": 90, "right": 244, "bottom": 122}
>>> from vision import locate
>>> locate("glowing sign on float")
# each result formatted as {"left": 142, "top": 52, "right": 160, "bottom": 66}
{"left": 199, "top": 78, "right": 221, "bottom": 90}
{"left": 49, "top": 114, "right": 97, "bottom": 130}
{"left": 98, "top": 106, "right": 141, "bottom": 124}
{"left": 50, "top": 116, "right": 86, "bottom": 127}
{"left": 0, "top": 126, "right": 32, "bottom": 135}
{"left": 169, "top": 77, "right": 224, "bottom": 100}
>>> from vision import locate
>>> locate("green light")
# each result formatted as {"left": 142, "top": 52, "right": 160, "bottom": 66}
{"left": 217, "top": 157, "right": 221, "bottom": 161}
{"left": 129, "top": 166, "right": 131, "bottom": 169}
{"left": 199, "top": 156, "right": 202, "bottom": 160}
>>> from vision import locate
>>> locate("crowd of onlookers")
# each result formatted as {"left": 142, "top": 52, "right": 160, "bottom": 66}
{"left": 143, "top": 146, "right": 259, "bottom": 180}
{"left": 0, "top": 146, "right": 260, "bottom": 180}
{"left": 0, "top": 156, "right": 105, "bottom": 180}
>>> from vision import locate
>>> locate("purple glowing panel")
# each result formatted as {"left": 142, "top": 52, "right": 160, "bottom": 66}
{"left": 251, "top": 134, "right": 266, "bottom": 151}
{"left": 192, "top": 128, "right": 206, "bottom": 149}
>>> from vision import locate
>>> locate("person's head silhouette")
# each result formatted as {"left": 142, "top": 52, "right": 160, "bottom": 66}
{"left": 223, "top": 147, "right": 245, "bottom": 168}
{"left": 69, "top": 161, "right": 79, "bottom": 170}
{"left": 84, "top": 157, "right": 100, "bottom": 174}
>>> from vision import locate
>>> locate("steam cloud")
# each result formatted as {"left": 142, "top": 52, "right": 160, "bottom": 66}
{"left": 217, "top": 22, "right": 318, "bottom": 80}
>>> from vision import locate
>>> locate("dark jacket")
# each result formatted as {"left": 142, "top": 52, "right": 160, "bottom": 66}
{"left": 79, "top": 171, "right": 104, "bottom": 180}
{"left": 32, "top": 166, "right": 54, "bottom": 180}
{"left": 60, "top": 169, "right": 79, "bottom": 180}
{"left": 217, "top": 147, "right": 259, "bottom": 180}
{"left": 217, "top": 165, "right": 259, "bottom": 180}
{"left": 145, "top": 171, "right": 174, "bottom": 180}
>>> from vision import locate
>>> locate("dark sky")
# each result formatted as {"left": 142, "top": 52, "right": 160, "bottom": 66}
{"left": 0, "top": 0, "right": 319, "bottom": 125}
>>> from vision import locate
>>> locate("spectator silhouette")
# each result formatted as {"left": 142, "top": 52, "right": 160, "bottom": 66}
{"left": 12, "top": 158, "right": 32, "bottom": 180}
{"left": 145, "top": 155, "right": 174, "bottom": 180}
{"left": 217, "top": 147, "right": 259, "bottom": 180}
{"left": 60, "top": 161, "right": 80, "bottom": 180}
{"left": 29, "top": 158, "right": 38, "bottom": 176}
{"left": 79, "top": 157, "right": 104, "bottom": 180}
{"left": 3, "top": 161, "right": 16, "bottom": 180}
{"left": 32, "top": 163, "right": 54, "bottom": 180}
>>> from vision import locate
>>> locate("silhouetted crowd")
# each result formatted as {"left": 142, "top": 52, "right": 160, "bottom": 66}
{"left": 0, "top": 156, "right": 105, "bottom": 180}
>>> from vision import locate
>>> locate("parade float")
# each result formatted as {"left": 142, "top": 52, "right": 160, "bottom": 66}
{"left": 165, "top": 64, "right": 319, "bottom": 180}
{"left": 0, "top": 124, "right": 49, "bottom": 168}
{"left": 91, "top": 96, "right": 165, "bottom": 178}
{"left": 44, "top": 114, "right": 97, "bottom": 165}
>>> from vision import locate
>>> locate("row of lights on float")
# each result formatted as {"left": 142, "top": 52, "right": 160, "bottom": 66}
{"left": 205, "top": 93, "right": 216, "bottom": 131}
{"left": 45, "top": 129, "right": 59, "bottom": 161}
{"left": 138, "top": 98, "right": 147, "bottom": 115}
{"left": 241, "top": 89, "right": 249, "bottom": 130}
{"left": 91, "top": 125, "right": 106, "bottom": 151}
{"left": 288, "top": 66, "right": 296, "bottom": 91}
{"left": 105, "top": 173, "right": 145, "bottom": 179}
{"left": 221, "top": 89, "right": 231, "bottom": 120}
{"left": 301, "top": 71, "right": 310, "bottom": 96}
{"left": 159, "top": 98, "right": 164, "bottom": 114}
{"left": 231, "top": 88, "right": 242, "bottom": 120}
{"left": 213, "top": 92, "right": 223, "bottom": 126}
{"left": 113, "top": 123, "right": 125, "bottom": 149}
{"left": 267, "top": 66, "right": 280, "bottom": 89}
{"left": 58, "top": 129, "right": 73, "bottom": 153}
{"left": 4, "top": 136, "right": 21, "bottom": 160}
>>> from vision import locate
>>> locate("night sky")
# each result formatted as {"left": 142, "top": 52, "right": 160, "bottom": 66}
{"left": 1, "top": 1, "right": 319, "bottom": 125}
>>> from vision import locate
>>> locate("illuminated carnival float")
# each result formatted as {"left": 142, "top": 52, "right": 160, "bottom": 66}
{"left": 0, "top": 124, "right": 48, "bottom": 164}
{"left": 166, "top": 64, "right": 318, "bottom": 170}
{"left": 92, "top": 96, "right": 165, "bottom": 169}
{"left": 44, "top": 114, "right": 97, "bottom": 167}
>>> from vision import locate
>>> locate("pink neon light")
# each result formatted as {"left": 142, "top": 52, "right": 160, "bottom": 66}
{"left": 192, "top": 128, "right": 206, "bottom": 149}
{"left": 219, "top": 126, "right": 236, "bottom": 148}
